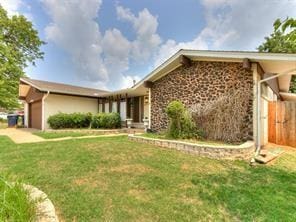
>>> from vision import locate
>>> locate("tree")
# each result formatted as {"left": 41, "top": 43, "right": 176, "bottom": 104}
{"left": 0, "top": 6, "right": 44, "bottom": 110}
{"left": 258, "top": 17, "right": 296, "bottom": 93}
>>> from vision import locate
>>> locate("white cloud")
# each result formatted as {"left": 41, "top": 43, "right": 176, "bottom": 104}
{"left": 39, "top": 0, "right": 296, "bottom": 91}
{"left": 153, "top": 0, "right": 296, "bottom": 67}
{"left": 0, "top": 0, "right": 22, "bottom": 15}
{"left": 199, "top": 0, "right": 296, "bottom": 50}
{"left": 44, "top": 0, "right": 108, "bottom": 83}
{"left": 43, "top": 1, "right": 163, "bottom": 90}
{"left": 102, "top": 28, "right": 131, "bottom": 88}
{"left": 154, "top": 37, "right": 208, "bottom": 67}
{"left": 0, "top": 0, "right": 32, "bottom": 19}
{"left": 102, "top": 29, "right": 130, "bottom": 60}
{"left": 116, "top": 5, "right": 161, "bottom": 62}
{"left": 44, "top": 2, "right": 164, "bottom": 89}
{"left": 120, "top": 75, "right": 141, "bottom": 89}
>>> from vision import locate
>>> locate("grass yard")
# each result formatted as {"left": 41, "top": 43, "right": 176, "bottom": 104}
{"left": 0, "top": 177, "right": 36, "bottom": 221}
{"left": 33, "top": 131, "right": 91, "bottom": 139}
{"left": 0, "top": 136, "right": 295, "bottom": 221}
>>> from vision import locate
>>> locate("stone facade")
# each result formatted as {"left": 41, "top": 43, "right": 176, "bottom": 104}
{"left": 151, "top": 61, "right": 254, "bottom": 140}
{"left": 128, "top": 135, "right": 255, "bottom": 160}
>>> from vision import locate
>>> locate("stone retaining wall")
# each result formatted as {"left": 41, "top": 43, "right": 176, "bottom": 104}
{"left": 128, "top": 135, "right": 255, "bottom": 160}
{"left": 46, "top": 128, "right": 145, "bottom": 134}
{"left": 23, "top": 184, "right": 59, "bottom": 222}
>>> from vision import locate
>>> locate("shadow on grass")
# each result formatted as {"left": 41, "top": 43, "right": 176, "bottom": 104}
{"left": 191, "top": 165, "right": 296, "bottom": 221}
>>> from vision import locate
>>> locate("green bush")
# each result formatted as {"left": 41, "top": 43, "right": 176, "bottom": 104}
{"left": 91, "top": 112, "right": 121, "bottom": 129}
{"left": 47, "top": 112, "right": 92, "bottom": 129}
{"left": 165, "top": 100, "right": 199, "bottom": 139}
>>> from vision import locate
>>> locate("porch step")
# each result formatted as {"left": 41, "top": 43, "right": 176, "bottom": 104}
{"left": 255, "top": 148, "right": 284, "bottom": 164}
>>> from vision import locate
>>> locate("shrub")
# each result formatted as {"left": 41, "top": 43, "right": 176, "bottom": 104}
{"left": 47, "top": 112, "right": 92, "bottom": 129}
{"left": 91, "top": 112, "right": 121, "bottom": 129}
{"left": 165, "top": 100, "right": 199, "bottom": 139}
{"left": 190, "top": 89, "right": 251, "bottom": 143}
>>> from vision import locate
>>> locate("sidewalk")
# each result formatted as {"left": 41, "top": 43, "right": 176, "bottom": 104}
{"left": 0, "top": 128, "right": 130, "bottom": 144}
{"left": 0, "top": 128, "right": 45, "bottom": 143}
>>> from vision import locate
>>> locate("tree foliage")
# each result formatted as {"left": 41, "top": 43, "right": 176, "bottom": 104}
{"left": 258, "top": 17, "right": 296, "bottom": 93}
{"left": 0, "top": 6, "right": 44, "bottom": 110}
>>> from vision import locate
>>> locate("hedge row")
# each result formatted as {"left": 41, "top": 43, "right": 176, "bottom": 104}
{"left": 91, "top": 113, "right": 121, "bottom": 129}
{"left": 47, "top": 112, "right": 121, "bottom": 129}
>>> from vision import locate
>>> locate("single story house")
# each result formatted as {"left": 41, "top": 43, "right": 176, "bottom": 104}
{"left": 19, "top": 50, "right": 296, "bottom": 147}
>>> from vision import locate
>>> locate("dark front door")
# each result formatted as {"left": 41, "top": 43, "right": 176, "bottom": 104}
{"left": 133, "top": 97, "right": 140, "bottom": 122}
{"left": 29, "top": 101, "right": 42, "bottom": 130}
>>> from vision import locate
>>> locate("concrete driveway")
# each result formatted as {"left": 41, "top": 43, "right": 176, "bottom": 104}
{"left": 0, "top": 128, "right": 45, "bottom": 144}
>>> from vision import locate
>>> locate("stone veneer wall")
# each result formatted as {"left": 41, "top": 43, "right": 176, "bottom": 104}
{"left": 151, "top": 61, "right": 254, "bottom": 141}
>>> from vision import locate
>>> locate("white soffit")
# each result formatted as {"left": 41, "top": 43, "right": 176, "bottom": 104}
{"left": 260, "top": 61, "right": 296, "bottom": 92}
{"left": 280, "top": 92, "right": 296, "bottom": 101}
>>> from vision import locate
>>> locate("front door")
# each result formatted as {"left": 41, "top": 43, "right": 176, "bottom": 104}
{"left": 29, "top": 101, "right": 42, "bottom": 130}
{"left": 133, "top": 97, "right": 140, "bottom": 122}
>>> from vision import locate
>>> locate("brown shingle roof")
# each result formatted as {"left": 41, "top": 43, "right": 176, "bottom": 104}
{"left": 20, "top": 78, "right": 109, "bottom": 98}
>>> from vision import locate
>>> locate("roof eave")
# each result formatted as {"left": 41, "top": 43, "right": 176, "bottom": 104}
{"left": 133, "top": 49, "right": 296, "bottom": 89}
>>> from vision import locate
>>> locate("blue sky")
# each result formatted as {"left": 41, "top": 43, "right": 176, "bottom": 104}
{"left": 1, "top": 0, "right": 296, "bottom": 90}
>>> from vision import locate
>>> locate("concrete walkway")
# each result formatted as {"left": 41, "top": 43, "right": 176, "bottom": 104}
{"left": 0, "top": 128, "right": 45, "bottom": 144}
{"left": 0, "top": 128, "right": 130, "bottom": 144}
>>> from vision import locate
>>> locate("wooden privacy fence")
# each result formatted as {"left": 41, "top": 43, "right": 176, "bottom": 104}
{"left": 268, "top": 101, "right": 296, "bottom": 147}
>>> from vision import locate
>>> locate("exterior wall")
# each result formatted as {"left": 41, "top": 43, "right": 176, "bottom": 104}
{"left": 44, "top": 94, "right": 98, "bottom": 129}
{"left": 151, "top": 61, "right": 254, "bottom": 141}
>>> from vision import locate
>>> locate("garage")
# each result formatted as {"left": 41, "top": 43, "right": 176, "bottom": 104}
{"left": 29, "top": 101, "right": 42, "bottom": 130}
{"left": 19, "top": 78, "right": 106, "bottom": 130}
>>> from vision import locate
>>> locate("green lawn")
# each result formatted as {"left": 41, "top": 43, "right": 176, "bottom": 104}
{"left": 33, "top": 131, "right": 92, "bottom": 139}
{"left": 0, "top": 136, "right": 295, "bottom": 221}
{"left": 0, "top": 177, "right": 36, "bottom": 222}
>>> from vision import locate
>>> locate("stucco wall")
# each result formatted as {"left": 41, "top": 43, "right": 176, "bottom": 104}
{"left": 44, "top": 94, "right": 98, "bottom": 129}
{"left": 151, "top": 61, "right": 254, "bottom": 141}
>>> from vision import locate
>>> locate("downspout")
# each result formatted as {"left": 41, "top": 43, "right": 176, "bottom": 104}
{"left": 148, "top": 88, "right": 151, "bottom": 129}
{"left": 251, "top": 68, "right": 296, "bottom": 163}
{"left": 42, "top": 91, "right": 50, "bottom": 131}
